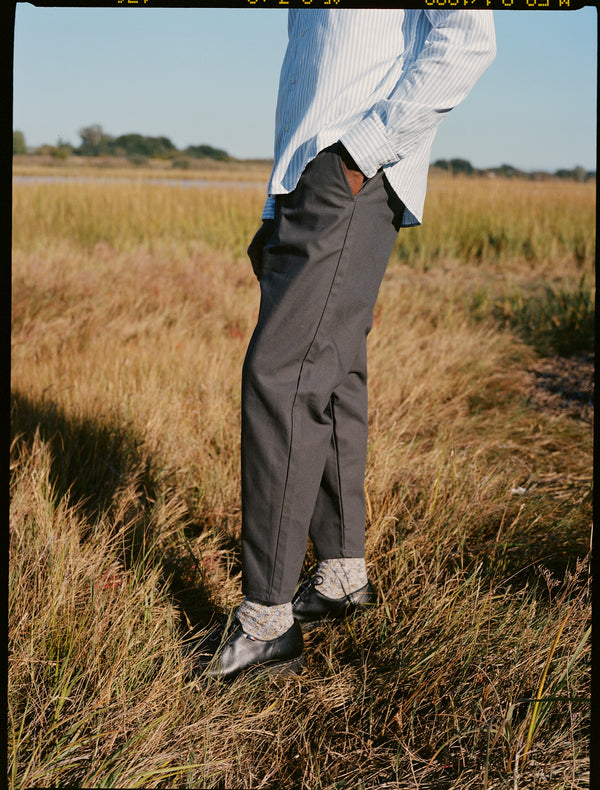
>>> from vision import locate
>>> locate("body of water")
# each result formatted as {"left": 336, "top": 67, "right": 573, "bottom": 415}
{"left": 13, "top": 175, "right": 266, "bottom": 189}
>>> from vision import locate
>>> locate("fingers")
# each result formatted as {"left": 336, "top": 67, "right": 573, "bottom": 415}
{"left": 341, "top": 163, "right": 365, "bottom": 196}
{"left": 339, "top": 144, "right": 365, "bottom": 196}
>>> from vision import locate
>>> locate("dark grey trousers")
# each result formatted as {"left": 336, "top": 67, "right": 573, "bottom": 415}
{"left": 241, "top": 144, "right": 404, "bottom": 604}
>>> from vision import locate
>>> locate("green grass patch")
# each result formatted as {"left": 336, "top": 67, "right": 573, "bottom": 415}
{"left": 493, "top": 277, "right": 594, "bottom": 356}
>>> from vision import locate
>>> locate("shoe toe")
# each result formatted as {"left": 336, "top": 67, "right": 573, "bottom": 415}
{"left": 185, "top": 618, "right": 304, "bottom": 682}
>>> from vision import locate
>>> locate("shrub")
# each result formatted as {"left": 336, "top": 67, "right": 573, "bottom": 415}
{"left": 127, "top": 154, "right": 149, "bottom": 167}
{"left": 13, "top": 130, "right": 27, "bottom": 155}
{"left": 171, "top": 156, "right": 192, "bottom": 170}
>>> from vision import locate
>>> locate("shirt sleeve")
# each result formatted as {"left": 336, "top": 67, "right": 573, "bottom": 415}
{"left": 340, "top": 10, "right": 496, "bottom": 178}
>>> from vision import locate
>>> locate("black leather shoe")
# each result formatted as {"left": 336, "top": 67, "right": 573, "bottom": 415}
{"left": 184, "top": 616, "right": 304, "bottom": 682}
{"left": 292, "top": 576, "right": 377, "bottom": 631}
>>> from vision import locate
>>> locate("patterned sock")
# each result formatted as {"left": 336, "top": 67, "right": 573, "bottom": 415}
{"left": 314, "top": 558, "right": 368, "bottom": 600}
{"left": 236, "top": 598, "right": 294, "bottom": 641}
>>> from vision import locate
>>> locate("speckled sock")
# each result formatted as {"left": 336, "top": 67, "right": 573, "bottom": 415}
{"left": 314, "top": 558, "right": 368, "bottom": 600}
{"left": 236, "top": 598, "right": 294, "bottom": 641}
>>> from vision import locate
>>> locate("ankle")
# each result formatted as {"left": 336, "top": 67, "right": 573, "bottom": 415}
{"left": 236, "top": 598, "right": 294, "bottom": 641}
{"left": 314, "top": 557, "right": 368, "bottom": 600}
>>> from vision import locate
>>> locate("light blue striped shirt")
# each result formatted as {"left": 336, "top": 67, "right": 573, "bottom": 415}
{"left": 263, "top": 9, "right": 496, "bottom": 227}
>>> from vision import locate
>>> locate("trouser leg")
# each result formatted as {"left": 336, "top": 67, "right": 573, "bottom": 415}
{"left": 308, "top": 340, "right": 368, "bottom": 561}
{"left": 241, "top": 145, "right": 403, "bottom": 604}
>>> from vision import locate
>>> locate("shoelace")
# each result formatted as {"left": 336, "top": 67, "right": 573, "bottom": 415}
{"left": 295, "top": 573, "right": 324, "bottom": 601}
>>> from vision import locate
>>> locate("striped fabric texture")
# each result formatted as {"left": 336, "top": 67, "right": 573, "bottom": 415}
{"left": 262, "top": 9, "right": 496, "bottom": 227}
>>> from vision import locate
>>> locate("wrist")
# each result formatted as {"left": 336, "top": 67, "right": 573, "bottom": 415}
{"left": 341, "top": 121, "right": 396, "bottom": 178}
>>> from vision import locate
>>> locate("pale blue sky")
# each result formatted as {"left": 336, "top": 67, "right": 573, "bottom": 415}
{"left": 13, "top": 4, "right": 597, "bottom": 171}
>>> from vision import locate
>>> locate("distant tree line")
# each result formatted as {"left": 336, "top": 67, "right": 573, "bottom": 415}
{"left": 432, "top": 158, "right": 595, "bottom": 183}
{"left": 13, "top": 125, "right": 230, "bottom": 164}
{"left": 12, "top": 128, "right": 595, "bottom": 181}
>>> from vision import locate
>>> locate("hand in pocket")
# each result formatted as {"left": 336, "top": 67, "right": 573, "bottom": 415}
{"left": 339, "top": 143, "right": 365, "bottom": 196}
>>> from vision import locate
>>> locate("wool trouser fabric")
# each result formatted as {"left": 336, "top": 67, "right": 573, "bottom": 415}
{"left": 241, "top": 143, "right": 404, "bottom": 605}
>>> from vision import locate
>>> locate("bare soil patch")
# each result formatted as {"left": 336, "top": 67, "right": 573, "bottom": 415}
{"left": 526, "top": 353, "right": 594, "bottom": 422}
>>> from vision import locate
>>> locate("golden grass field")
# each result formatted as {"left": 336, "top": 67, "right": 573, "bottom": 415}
{"left": 10, "top": 166, "right": 594, "bottom": 788}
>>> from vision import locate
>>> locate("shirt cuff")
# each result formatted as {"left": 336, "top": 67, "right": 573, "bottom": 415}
{"left": 340, "top": 114, "right": 399, "bottom": 178}
{"left": 261, "top": 195, "right": 276, "bottom": 221}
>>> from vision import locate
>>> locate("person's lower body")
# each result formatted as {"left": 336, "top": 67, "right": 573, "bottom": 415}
{"left": 188, "top": 145, "right": 404, "bottom": 680}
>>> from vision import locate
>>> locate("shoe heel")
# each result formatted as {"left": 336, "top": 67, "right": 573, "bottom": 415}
{"left": 249, "top": 653, "right": 304, "bottom": 680}
{"left": 299, "top": 618, "right": 327, "bottom": 633}
{"left": 280, "top": 654, "right": 304, "bottom": 675}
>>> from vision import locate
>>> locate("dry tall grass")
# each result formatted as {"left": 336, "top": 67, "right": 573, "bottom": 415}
{"left": 10, "top": 172, "right": 593, "bottom": 788}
